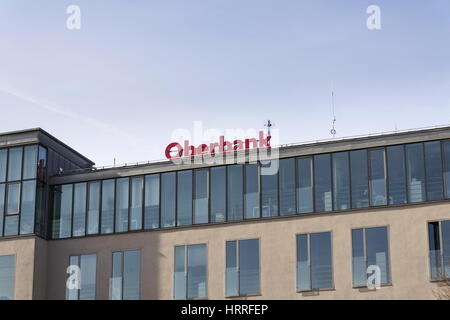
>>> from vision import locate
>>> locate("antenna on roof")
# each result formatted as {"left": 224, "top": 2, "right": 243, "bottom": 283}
{"left": 330, "top": 82, "right": 337, "bottom": 138}
{"left": 264, "top": 120, "right": 273, "bottom": 136}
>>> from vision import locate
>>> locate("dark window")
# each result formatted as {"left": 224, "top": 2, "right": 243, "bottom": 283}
{"left": 332, "top": 152, "right": 350, "bottom": 211}
{"left": 101, "top": 180, "right": 115, "bottom": 234}
{"left": 387, "top": 145, "right": 407, "bottom": 205}
{"left": 279, "top": 158, "right": 296, "bottom": 215}
{"left": 314, "top": 154, "right": 332, "bottom": 212}
{"left": 261, "top": 162, "right": 278, "bottom": 217}
{"left": 110, "top": 250, "right": 140, "bottom": 300}
{"left": 245, "top": 164, "right": 260, "bottom": 219}
{"left": 73, "top": 183, "right": 87, "bottom": 237}
{"left": 194, "top": 169, "right": 209, "bottom": 224}
{"left": 177, "top": 170, "right": 192, "bottom": 226}
{"left": 210, "top": 167, "right": 226, "bottom": 223}
{"left": 0, "top": 184, "right": 4, "bottom": 236}
{"left": 297, "top": 157, "right": 313, "bottom": 213}
{"left": 144, "top": 174, "right": 160, "bottom": 229}
{"left": 161, "top": 172, "right": 176, "bottom": 228}
{"left": 425, "top": 141, "right": 444, "bottom": 201}
{"left": 0, "top": 255, "right": 15, "bottom": 300}
{"left": 406, "top": 143, "right": 426, "bottom": 203}
{"left": 37, "top": 146, "right": 47, "bottom": 181}
{"left": 130, "top": 177, "right": 143, "bottom": 230}
{"left": 369, "top": 149, "right": 387, "bottom": 206}
{"left": 66, "top": 254, "right": 97, "bottom": 300}
{"left": 227, "top": 165, "right": 244, "bottom": 221}
{"left": 115, "top": 178, "right": 129, "bottom": 232}
{"left": 87, "top": 182, "right": 100, "bottom": 235}
{"left": 428, "top": 220, "right": 450, "bottom": 280}
{"left": 350, "top": 150, "right": 369, "bottom": 209}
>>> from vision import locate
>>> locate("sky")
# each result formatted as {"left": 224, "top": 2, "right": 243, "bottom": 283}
{"left": 0, "top": 0, "right": 450, "bottom": 166}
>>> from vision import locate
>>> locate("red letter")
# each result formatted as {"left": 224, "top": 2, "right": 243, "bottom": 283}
{"left": 165, "top": 142, "right": 183, "bottom": 159}
{"left": 183, "top": 140, "right": 195, "bottom": 157}
{"left": 259, "top": 131, "right": 271, "bottom": 148}
{"left": 220, "top": 136, "right": 232, "bottom": 153}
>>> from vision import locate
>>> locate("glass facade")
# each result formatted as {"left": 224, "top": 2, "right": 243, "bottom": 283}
{"left": 174, "top": 244, "right": 207, "bottom": 299}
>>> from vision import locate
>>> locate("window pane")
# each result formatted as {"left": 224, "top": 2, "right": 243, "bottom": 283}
{"left": 352, "top": 229, "right": 366, "bottom": 287}
{"left": 442, "top": 221, "right": 450, "bottom": 279}
{"left": 239, "top": 239, "right": 260, "bottom": 295}
{"left": 366, "top": 227, "right": 389, "bottom": 284}
{"left": 37, "top": 146, "right": 47, "bottom": 181}
{"left": 210, "top": 167, "right": 226, "bottom": 223}
{"left": 245, "top": 164, "right": 260, "bottom": 219}
{"left": 130, "top": 177, "right": 143, "bottom": 230}
{"left": 297, "top": 157, "right": 313, "bottom": 213}
{"left": 53, "top": 184, "right": 73, "bottom": 239}
{"left": 177, "top": 171, "right": 192, "bottom": 226}
{"left": 187, "top": 244, "right": 207, "bottom": 299}
{"left": 350, "top": 150, "right": 369, "bottom": 209}
{"left": 0, "top": 149, "right": 7, "bottom": 182}
{"left": 279, "top": 158, "right": 296, "bottom": 216}
{"left": 111, "top": 252, "right": 122, "bottom": 300}
{"left": 115, "top": 178, "right": 129, "bottom": 233}
{"left": 444, "top": 141, "right": 450, "bottom": 199}
{"left": 161, "top": 172, "right": 176, "bottom": 227}
{"left": 7, "top": 147, "right": 22, "bottom": 181}
{"left": 144, "top": 174, "right": 160, "bottom": 229}
{"left": 261, "top": 163, "right": 278, "bottom": 217}
{"left": 123, "top": 250, "right": 140, "bottom": 300}
{"left": 87, "top": 182, "right": 100, "bottom": 235}
{"left": 428, "top": 222, "right": 442, "bottom": 280}
{"left": 406, "top": 143, "right": 426, "bottom": 203}
{"left": 314, "top": 154, "right": 332, "bottom": 212}
{"left": 101, "top": 180, "right": 115, "bottom": 234}
{"left": 0, "top": 184, "right": 4, "bottom": 236}
{"left": 4, "top": 215, "right": 18, "bottom": 236}
{"left": 310, "top": 232, "right": 333, "bottom": 289}
{"left": 296, "top": 234, "right": 310, "bottom": 291}
{"left": 387, "top": 146, "right": 407, "bottom": 205}
{"left": 0, "top": 255, "right": 15, "bottom": 300}
{"left": 23, "top": 145, "right": 37, "bottom": 180}
{"left": 6, "top": 183, "right": 20, "bottom": 214}
{"left": 425, "top": 142, "right": 444, "bottom": 201}
{"left": 227, "top": 165, "right": 244, "bottom": 221}
{"left": 20, "top": 180, "right": 36, "bottom": 235}
{"left": 67, "top": 256, "right": 79, "bottom": 300}
{"left": 73, "top": 183, "right": 87, "bottom": 237}
{"left": 174, "top": 246, "right": 186, "bottom": 300}
{"left": 369, "top": 149, "right": 387, "bottom": 206}
{"left": 225, "top": 241, "right": 238, "bottom": 297}
{"left": 332, "top": 152, "right": 350, "bottom": 211}
{"left": 79, "top": 254, "right": 96, "bottom": 300}
{"left": 194, "top": 169, "right": 209, "bottom": 224}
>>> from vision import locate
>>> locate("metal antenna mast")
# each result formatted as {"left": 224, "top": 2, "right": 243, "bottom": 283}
{"left": 264, "top": 120, "right": 273, "bottom": 136}
{"left": 330, "top": 82, "right": 337, "bottom": 138}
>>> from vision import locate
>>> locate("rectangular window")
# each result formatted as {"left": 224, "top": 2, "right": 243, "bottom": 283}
{"left": 7, "top": 147, "right": 22, "bottom": 182}
{"left": 194, "top": 169, "right": 209, "bottom": 224}
{"left": 23, "top": 145, "right": 37, "bottom": 180}
{"left": 0, "top": 149, "right": 7, "bottom": 183}
{"left": 369, "top": 149, "right": 387, "bottom": 206}
{"left": 0, "top": 255, "right": 15, "bottom": 300}
{"left": 296, "top": 232, "right": 333, "bottom": 291}
{"left": 37, "top": 146, "right": 47, "bottom": 181}
{"left": 297, "top": 157, "right": 313, "bottom": 213}
{"left": 177, "top": 170, "right": 193, "bottom": 226}
{"left": 6, "top": 183, "right": 20, "bottom": 214}
{"left": 444, "top": 141, "right": 450, "bottom": 199}
{"left": 19, "top": 180, "right": 36, "bottom": 235}
{"left": 226, "top": 239, "right": 260, "bottom": 297}
{"left": 425, "top": 141, "right": 444, "bottom": 201}
{"left": 387, "top": 145, "right": 407, "bottom": 205}
{"left": 352, "top": 226, "right": 390, "bottom": 287}
{"left": 73, "top": 183, "right": 87, "bottom": 237}
{"left": 0, "top": 184, "right": 4, "bottom": 236}
{"left": 428, "top": 220, "right": 450, "bottom": 280}
{"left": 279, "top": 158, "right": 296, "bottom": 215}
{"left": 52, "top": 184, "right": 73, "bottom": 239}
{"left": 161, "top": 172, "right": 176, "bottom": 228}
{"left": 314, "top": 154, "right": 332, "bottom": 212}
{"left": 144, "top": 174, "right": 160, "bottom": 229}
{"left": 66, "top": 254, "right": 97, "bottom": 300}
{"left": 110, "top": 250, "right": 140, "bottom": 300}
{"left": 332, "top": 152, "right": 350, "bottom": 211}
{"left": 227, "top": 165, "right": 244, "bottom": 221}
{"left": 101, "top": 180, "right": 115, "bottom": 234}
{"left": 130, "top": 177, "right": 143, "bottom": 230}
{"left": 350, "top": 150, "right": 369, "bottom": 209}
{"left": 115, "top": 178, "right": 129, "bottom": 233}
{"left": 245, "top": 164, "right": 260, "bottom": 219}
{"left": 87, "top": 182, "right": 100, "bottom": 235}
{"left": 261, "top": 162, "right": 278, "bottom": 217}
{"left": 210, "top": 167, "right": 226, "bottom": 223}
{"left": 406, "top": 143, "right": 426, "bottom": 203}
{"left": 174, "top": 244, "right": 208, "bottom": 299}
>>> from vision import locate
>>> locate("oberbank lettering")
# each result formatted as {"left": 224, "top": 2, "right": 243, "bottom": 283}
{"left": 181, "top": 304, "right": 269, "bottom": 317}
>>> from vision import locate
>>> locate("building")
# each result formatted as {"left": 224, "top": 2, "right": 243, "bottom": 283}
{"left": 1, "top": 126, "right": 450, "bottom": 300}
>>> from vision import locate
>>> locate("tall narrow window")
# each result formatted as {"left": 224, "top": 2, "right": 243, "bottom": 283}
{"left": 227, "top": 165, "right": 244, "bottom": 221}
{"left": 73, "top": 183, "right": 87, "bottom": 237}
{"left": 144, "top": 174, "right": 160, "bottom": 229}
{"left": 444, "top": 141, "right": 450, "bottom": 199}
{"left": 0, "top": 255, "right": 15, "bottom": 300}
{"left": 352, "top": 226, "right": 390, "bottom": 287}
{"left": 245, "top": 164, "right": 260, "bottom": 219}
{"left": 428, "top": 220, "right": 450, "bottom": 280}
{"left": 226, "top": 239, "right": 260, "bottom": 297}
{"left": 87, "top": 182, "right": 100, "bottom": 235}
{"left": 194, "top": 169, "right": 209, "bottom": 224}
{"left": 7, "top": 147, "right": 22, "bottom": 182}
{"left": 0, "top": 149, "right": 7, "bottom": 183}
{"left": 6, "top": 183, "right": 20, "bottom": 214}
{"left": 37, "top": 146, "right": 47, "bottom": 181}
{"left": 314, "top": 154, "right": 332, "bottom": 212}
{"left": 210, "top": 167, "right": 226, "bottom": 223}
{"left": 23, "top": 145, "right": 37, "bottom": 180}
{"left": 115, "top": 178, "right": 129, "bottom": 232}
{"left": 261, "top": 162, "right": 278, "bottom": 217}
{"left": 174, "top": 244, "right": 208, "bottom": 299}
{"left": 387, "top": 145, "right": 407, "bottom": 205}
{"left": 332, "top": 152, "right": 350, "bottom": 211}
{"left": 297, "top": 157, "right": 313, "bottom": 213}
{"left": 161, "top": 172, "right": 176, "bottom": 228}
{"left": 297, "top": 232, "right": 333, "bottom": 291}
{"left": 279, "top": 158, "right": 296, "bottom": 215}
{"left": 130, "top": 177, "right": 143, "bottom": 230}
{"left": 19, "top": 180, "right": 36, "bottom": 235}
{"left": 0, "top": 184, "right": 4, "bottom": 237}
{"left": 350, "top": 150, "right": 369, "bottom": 209}
{"left": 406, "top": 143, "right": 426, "bottom": 203}
{"left": 110, "top": 250, "right": 141, "bottom": 300}
{"left": 425, "top": 141, "right": 444, "bottom": 201}
{"left": 369, "top": 149, "right": 387, "bottom": 206}
{"left": 177, "top": 171, "right": 192, "bottom": 226}
{"left": 66, "top": 254, "right": 97, "bottom": 300}
{"left": 101, "top": 180, "right": 115, "bottom": 234}
{"left": 52, "top": 184, "right": 73, "bottom": 239}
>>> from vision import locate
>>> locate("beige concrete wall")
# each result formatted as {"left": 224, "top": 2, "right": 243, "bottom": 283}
{"left": 40, "top": 201, "right": 450, "bottom": 300}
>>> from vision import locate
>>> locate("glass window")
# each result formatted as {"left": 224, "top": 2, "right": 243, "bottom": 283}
{"left": 115, "top": 178, "right": 129, "bottom": 233}
{"left": 174, "top": 246, "right": 186, "bottom": 300}
{"left": 296, "top": 232, "right": 333, "bottom": 291}
{"left": 352, "top": 226, "right": 390, "bottom": 287}
{"left": 369, "top": 149, "right": 387, "bottom": 206}
{"left": 7, "top": 147, "right": 22, "bottom": 181}
{"left": 0, "top": 149, "right": 7, "bottom": 183}
{"left": 227, "top": 165, "right": 244, "bottom": 221}
{"left": 67, "top": 254, "right": 97, "bottom": 300}
{"left": 314, "top": 154, "right": 332, "bottom": 212}
{"left": 174, "top": 244, "right": 207, "bottom": 299}
{"left": 279, "top": 158, "right": 296, "bottom": 216}
{"left": 387, "top": 146, "right": 407, "bottom": 205}
{"left": 428, "top": 220, "right": 450, "bottom": 280}
{"left": 177, "top": 171, "right": 192, "bottom": 226}
{"left": 0, "top": 184, "right": 4, "bottom": 237}
{"left": 130, "top": 177, "right": 143, "bottom": 230}
{"left": 19, "top": 180, "right": 36, "bottom": 235}
{"left": 37, "top": 146, "right": 47, "bottom": 181}
{"left": 110, "top": 250, "right": 140, "bottom": 300}
{"left": 425, "top": 141, "right": 444, "bottom": 201}
{"left": 406, "top": 143, "right": 426, "bottom": 203}
{"left": 161, "top": 172, "right": 176, "bottom": 228}
{"left": 225, "top": 239, "right": 260, "bottom": 297}
{"left": 332, "top": 152, "right": 350, "bottom": 211}
{"left": 87, "top": 182, "right": 100, "bottom": 235}
{"left": 73, "top": 183, "right": 87, "bottom": 237}
{"left": 4, "top": 215, "right": 18, "bottom": 236}
{"left": 0, "top": 255, "right": 15, "bottom": 300}
{"left": 210, "top": 167, "right": 226, "bottom": 223}
{"left": 245, "top": 164, "right": 260, "bottom": 219}
{"left": 101, "top": 180, "right": 115, "bottom": 234}
{"left": 350, "top": 150, "right": 369, "bottom": 209}
{"left": 297, "top": 157, "right": 313, "bottom": 213}
{"left": 144, "top": 174, "right": 160, "bottom": 229}
{"left": 52, "top": 185, "right": 72, "bottom": 239}
{"left": 261, "top": 163, "right": 278, "bottom": 217}
{"left": 23, "top": 145, "right": 37, "bottom": 180}
{"left": 444, "top": 141, "right": 450, "bottom": 199}
{"left": 194, "top": 169, "right": 209, "bottom": 224}
{"left": 6, "top": 183, "right": 20, "bottom": 214}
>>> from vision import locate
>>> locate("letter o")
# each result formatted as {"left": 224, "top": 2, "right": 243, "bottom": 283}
{"left": 165, "top": 142, "right": 183, "bottom": 159}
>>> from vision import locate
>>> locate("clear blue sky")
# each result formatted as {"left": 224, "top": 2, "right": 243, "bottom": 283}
{"left": 1, "top": 0, "right": 449, "bottom": 166}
